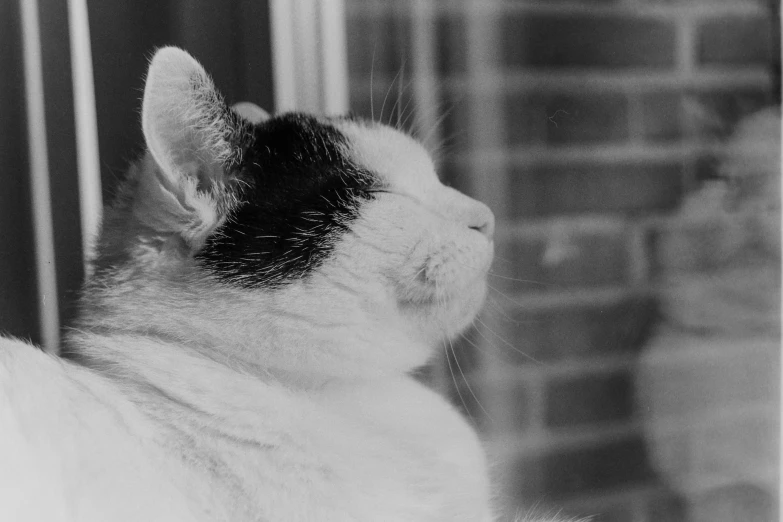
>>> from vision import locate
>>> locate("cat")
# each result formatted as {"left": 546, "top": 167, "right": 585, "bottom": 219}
{"left": 0, "top": 47, "right": 576, "bottom": 522}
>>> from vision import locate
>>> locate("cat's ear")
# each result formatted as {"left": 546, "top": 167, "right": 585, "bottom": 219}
{"left": 232, "top": 101, "right": 270, "bottom": 125}
{"left": 140, "top": 47, "right": 246, "bottom": 247}
{"left": 142, "top": 46, "right": 245, "bottom": 191}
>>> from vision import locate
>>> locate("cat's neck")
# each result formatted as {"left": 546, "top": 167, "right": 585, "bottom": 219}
{"left": 69, "top": 266, "right": 434, "bottom": 385}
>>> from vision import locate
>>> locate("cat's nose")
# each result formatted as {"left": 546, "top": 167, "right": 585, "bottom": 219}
{"left": 468, "top": 203, "right": 495, "bottom": 240}
{"left": 439, "top": 186, "right": 496, "bottom": 240}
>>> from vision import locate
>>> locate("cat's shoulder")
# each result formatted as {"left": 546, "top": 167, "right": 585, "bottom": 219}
{"left": 0, "top": 336, "right": 196, "bottom": 522}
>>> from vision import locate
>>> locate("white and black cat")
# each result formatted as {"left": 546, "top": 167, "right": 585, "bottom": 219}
{"left": 0, "top": 47, "right": 575, "bottom": 522}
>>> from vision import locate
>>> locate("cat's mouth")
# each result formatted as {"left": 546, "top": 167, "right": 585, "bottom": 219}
{"left": 404, "top": 261, "right": 489, "bottom": 306}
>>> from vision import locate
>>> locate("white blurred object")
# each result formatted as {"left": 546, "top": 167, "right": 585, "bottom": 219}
{"left": 68, "top": 0, "right": 102, "bottom": 278}
{"left": 20, "top": 0, "right": 59, "bottom": 353}
{"left": 657, "top": 107, "right": 781, "bottom": 336}
{"left": 720, "top": 107, "right": 782, "bottom": 256}
{"left": 638, "top": 107, "right": 781, "bottom": 520}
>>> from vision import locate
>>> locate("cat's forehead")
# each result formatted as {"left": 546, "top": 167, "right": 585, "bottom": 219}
{"left": 241, "top": 114, "right": 436, "bottom": 191}
{"left": 334, "top": 120, "right": 438, "bottom": 193}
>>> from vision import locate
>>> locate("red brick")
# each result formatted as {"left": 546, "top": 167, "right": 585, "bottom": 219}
{"left": 496, "top": 297, "right": 658, "bottom": 364}
{"left": 508, "top": 435, "right": 656, "bottom": 499}
{"left": 639, "top": 92, "right": 683, "bottom": 142}
{"left": 501, "top": 232, "right": 629, "bottom": 290}
{"left": 545, "top": 372, "right": 635, "bottom": 428}
{"left": 698, "top": 16, "right": 774, "bottom": 67}
{"left": 502, "top": 14, "right": 677, "bottom": 69}
{"left": 508, "top": 162, "right": 684, "bottom": 217}
{"left": 505, "top": 91, "right": 629, "bottom": 145}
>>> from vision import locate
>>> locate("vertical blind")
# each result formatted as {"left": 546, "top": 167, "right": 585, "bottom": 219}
{"left": 2, "top": 0, "right": 287, "bottom": 352}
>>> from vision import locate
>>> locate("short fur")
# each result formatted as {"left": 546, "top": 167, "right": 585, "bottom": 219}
{"left": 0, "top": 48, "right": 578, "bottom": 522}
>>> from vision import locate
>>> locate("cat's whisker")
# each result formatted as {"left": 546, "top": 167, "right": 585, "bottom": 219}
{"left": 443, "top": 340, "right": 474, "bottom": 426}
{"left": 448, "top": 337, "right": 494, "bottom": 425}
{"left": 487, "top": 271, "right": 556, "bottom": 286}
{"left": 379, "top": 65, "right": 403, "bottom": 125}
{"left": 398, "top": 91, "right": 418, "bottom": 133}
{"left": 388, "top": 61, "right": 413, "bottom": 130}
{"left": 398, "top": 94, "right": 416, "bottom": 133}
{"left": 421, "top": 104, "right": 456, "bottom": 146}
{"left": 484, "top": 280, "right": 529, "bottom": 310}
{"left": 473, "top": 316, "right": 544, "bottom": 366}
{"left": 394, "top": 76, "right": 416, "bottom": 133}
{"left": 395, "top": 61, "right": 405, "bottom": 129}
{"left": 489, "top": 253, "right": 517, "bottom": 266}
{"left": 421, "top": 89, "right": 468, "bottom": 152}
{"left": 485, "top": 295, "right": 521, "bottom": 325}
{"left": 457, "top": 327, "right": 507, "bottom": 367}
{"left": 428, "top": 131, "right": 466, "bottom": 164}
{"left": 460, "top": 321, "right": 535, "bottom": 368}
{"left": 447, "top": 260, "right": 555, "bottom": 288}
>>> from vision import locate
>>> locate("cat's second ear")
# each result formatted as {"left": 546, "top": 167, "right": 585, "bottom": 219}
{"left": 232, "top": 102, "right": 270, "bottom": 124}
{"left": 142, "top": 46, "right": 245, "bottom": 192}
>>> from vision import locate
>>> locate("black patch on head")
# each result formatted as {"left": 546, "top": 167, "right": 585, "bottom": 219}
{"left": 196, "top": 113, "right": 378, "bottom": 287}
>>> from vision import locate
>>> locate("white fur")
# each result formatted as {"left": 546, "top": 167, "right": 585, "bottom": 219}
{"left": 0, "top": 48, "right": 575, "bottom": 522}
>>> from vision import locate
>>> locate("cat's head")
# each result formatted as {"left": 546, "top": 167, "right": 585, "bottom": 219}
{"left": 87, "top": 47, "right": 494, "bottom": 377}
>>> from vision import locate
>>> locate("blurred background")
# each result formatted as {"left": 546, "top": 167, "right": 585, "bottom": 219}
{"left": 0, "top": 1, "right": 780, "bottom": 521}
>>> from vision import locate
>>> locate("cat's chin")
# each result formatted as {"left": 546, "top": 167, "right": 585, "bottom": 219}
{"left": 401, "top": 276, "right": 488, "bottom": 345}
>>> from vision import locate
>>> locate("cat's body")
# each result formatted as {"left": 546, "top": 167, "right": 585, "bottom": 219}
{"left": 0, "top": 48, "right": 572, "bottom": 522}
{"left": 2, "top": 333, "right": 488, "bottom": 522}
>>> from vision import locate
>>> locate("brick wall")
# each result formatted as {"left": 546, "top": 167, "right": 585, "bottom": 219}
{"left": 345, "top": 1, "right": 778, "bottom": 521}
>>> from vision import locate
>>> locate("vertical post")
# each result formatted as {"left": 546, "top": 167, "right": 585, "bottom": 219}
{"left": 270, "top": 0, "right": 349, "bottom": 115}
{"left": 19, "top": 0, "right": 59, "bottom": 352}
{"left": 319, "top": 0, "right": 349, "bottom": 115}
{"left": 67, "top": 0, "right": 102, "bottom": 278}
{"left": 270, "top": 0, "right": 297, "bottom": 112}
